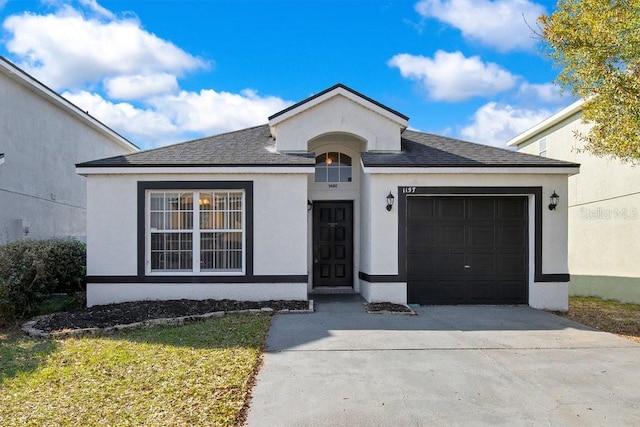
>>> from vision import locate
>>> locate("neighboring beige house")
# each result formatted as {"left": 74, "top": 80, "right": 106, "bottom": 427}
{"left": 0, "top": 56, "right": 138, "bottom": 243}
{"left": 507, "top": 100, "right": 640, "bottom": 304}
{"left": 78, "top": 84, "right": 578, "bottom": 310}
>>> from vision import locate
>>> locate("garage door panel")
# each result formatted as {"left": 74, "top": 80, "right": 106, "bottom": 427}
{"left": 407, "top": 198, "right": 435, "bottom": 218}
{"left": 406, "top": 253, "right": 435, "bottom": 276}
{"left": 407, "top": 196, "right": 527, "bottom": 305}
{"left": 468, "top": 198, "right": 495, "bottom": 219}
{"left": 438, "top": 226, "right": 465, "bottom": 246}
{"left": 498, "top": 199, "right": 526, "bottom": 219}
{"left": 407, "top": 224, "right": 435, "bottom": 246}
{"left": 495, "top": 280, "right": 527, "bottom": 303}
{"left": 468, "top": 280, "right": 496, "bottom": 303}
{"left": 465, "top": 253, "right": 494, "bottom": 274}
{"left": 466, "top": 225, "right": 495, "bottom": 247}
{"left": 497, "top": 225, "right": 526, "bottom": 246}
{"left": 439, "top": 198, "right": 465, "bottom": 219}
{"left": 496, "top": 254, "right": 527, "bottom": 274}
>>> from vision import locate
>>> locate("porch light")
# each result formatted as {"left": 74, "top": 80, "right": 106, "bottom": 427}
{"left": 548, "top": 191, "right": 559, "bottom": 211}
{"left": 307, "top": 200, "right": 313, "bottom": 211}
{"left": 386, "top": 192, "right": 395, "bottom": 211}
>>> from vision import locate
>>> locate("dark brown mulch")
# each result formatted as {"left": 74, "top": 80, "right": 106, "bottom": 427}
{"left": 365, "top": 302, "right": 412, "bottom": 313}
{"left": 33, "top": 299, "right": 308, "bottom": 333}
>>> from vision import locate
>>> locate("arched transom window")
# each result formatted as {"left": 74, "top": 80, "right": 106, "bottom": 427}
{"left": 315, "top": 152, "right": 352, "bottom": 182}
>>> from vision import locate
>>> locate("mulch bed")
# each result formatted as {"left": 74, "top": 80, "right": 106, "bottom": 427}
{"left": 34, "top": 299, "right": 308, "bottom": 333}
{"left": 365, "top": 302, "right": 413, "bottom": 313}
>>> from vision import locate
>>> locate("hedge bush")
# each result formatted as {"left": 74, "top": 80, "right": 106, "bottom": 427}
{"left": 0, "top": 239, "right": 86, "bottom": 320}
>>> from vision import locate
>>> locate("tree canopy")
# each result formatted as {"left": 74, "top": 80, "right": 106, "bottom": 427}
{"left": 539, "top": 0, "right": 640, "bottom": 163}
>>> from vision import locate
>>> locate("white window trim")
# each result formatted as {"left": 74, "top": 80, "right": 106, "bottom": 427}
{"left": 145, "top": 190, "right": 246, "bottom": 276}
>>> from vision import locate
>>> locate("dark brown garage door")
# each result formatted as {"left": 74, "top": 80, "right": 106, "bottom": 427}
{"left": 407, "top": 196, "right": 528, "bottom": 305}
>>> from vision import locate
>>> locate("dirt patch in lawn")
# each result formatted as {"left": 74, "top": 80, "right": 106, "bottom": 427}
{"left": 556, "top": 297, "right": 640, "bottom": 343}
{"left": 32, "top": 299, "right": 308, "bottom": 333}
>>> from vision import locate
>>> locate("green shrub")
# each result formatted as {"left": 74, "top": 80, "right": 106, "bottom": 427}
{"left": 0, "top": 239, "right": 86, "bottom": 319}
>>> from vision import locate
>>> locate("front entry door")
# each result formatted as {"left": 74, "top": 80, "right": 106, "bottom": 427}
{"left": 313, "top": 201, "right": 353, "bottom": 287}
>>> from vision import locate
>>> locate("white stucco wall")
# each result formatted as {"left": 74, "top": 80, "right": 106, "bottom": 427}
{"left": 359, "top": 172, "right": 571, "bottom": 309}
{"left": 514, "top": 110, "right": 640, "bottom": 302}
{"left": 85, "top": 172, "right": 309, "bottom": 306}
{"left": 273, "top": 95, "right": 403, "bottom": 152}
{"left": 0, "top": 66, "right": 135, "bottom": 243}
{"left": 88, "top": 282, "right": 308, "bottom": 306}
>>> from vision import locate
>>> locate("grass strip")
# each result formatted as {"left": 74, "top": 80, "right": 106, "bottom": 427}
{"left": 0, "top": 313, "right": 270, "bottom": 426}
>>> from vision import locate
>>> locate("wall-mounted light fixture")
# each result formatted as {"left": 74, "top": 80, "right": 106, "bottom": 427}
{"left": 548, "top": 191, "right": 559, "bottom": 211}
{"left": 307, "top": 200, "right": 313, "bottom": 211}
{"left": 386, "top": 192, "right": 395, "bottom": 211}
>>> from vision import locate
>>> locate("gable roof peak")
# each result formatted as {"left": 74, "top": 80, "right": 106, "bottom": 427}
{"left": 268, "top": 83, "right": 409, "bottom": 125}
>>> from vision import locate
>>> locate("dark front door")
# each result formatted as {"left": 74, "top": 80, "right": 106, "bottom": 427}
{"left": 407, "top": 196, "right": 528, "bottom": 305}
{"left": 313, "top": 201, "right": 353, "bottom": 287}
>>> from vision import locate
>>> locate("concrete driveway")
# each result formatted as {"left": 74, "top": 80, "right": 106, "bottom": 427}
{"left": 246, "top": 295, "right": 640, "bottom": 426}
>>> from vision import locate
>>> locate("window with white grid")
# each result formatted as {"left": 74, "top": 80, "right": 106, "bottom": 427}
{"left": 148, "top": 190, "right": 244, "bottom": 274}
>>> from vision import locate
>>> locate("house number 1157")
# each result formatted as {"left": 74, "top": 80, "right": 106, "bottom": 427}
{"left": 402, "top": 187, "right": 416, "bottom": 194}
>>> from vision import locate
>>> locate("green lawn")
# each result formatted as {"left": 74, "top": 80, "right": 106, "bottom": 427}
{"left": 0, "top": 314, "right": 271, "bottom": 426}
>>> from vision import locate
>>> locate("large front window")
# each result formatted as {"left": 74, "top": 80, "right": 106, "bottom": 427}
{"left": 148, "top": 190, "right": 244, "bottom": 274}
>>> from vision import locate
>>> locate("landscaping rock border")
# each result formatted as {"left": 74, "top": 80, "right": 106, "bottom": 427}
{"left": 22, "top": 300, "right": 314, "bottom": 339}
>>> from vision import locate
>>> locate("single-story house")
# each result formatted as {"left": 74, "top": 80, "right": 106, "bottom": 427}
{"left": 77, "top": 84, "right": 579, "bottom": 310}
{"left": 507, "top": 100, "right": 640, "bottom": 304}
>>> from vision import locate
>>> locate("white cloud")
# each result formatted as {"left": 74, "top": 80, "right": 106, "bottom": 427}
{"left": 78, "top": 0, "right": 115, "bottom": 19}
{"left": 388, "top": 50, "right": 517, "bottom": 101}
{"left": 415, "top": 0, "right": 546, "bottom": 52}
{"left": 518, "top": 82, "right": 564, "bottom": 104}
{"left": 459, "top": 102, "right": 551, "bottom": 147}
{"left": 63, "top": 91, "right": 181, "bottom": 146}
{"left": 64, "top": 89, "right": 291, "bottom": 148}
{"left": 149, "top": 89, "right": 291, "bottom": 134}
{"left": 1, "top": 1, "right": 294, "bottom": 149}
{"left": 104, "top": 73, "right": 179, "bottom": 100}
{"left": 2, "top": 4, "right": 207, "bottom": 90}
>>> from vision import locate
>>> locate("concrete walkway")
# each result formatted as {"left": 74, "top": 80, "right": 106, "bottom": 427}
{"left": 246, "top": 295, "right": 640, "bottom": 426}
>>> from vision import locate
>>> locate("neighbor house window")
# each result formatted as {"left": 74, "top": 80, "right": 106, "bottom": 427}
{"left": 148, "top": 190, "right": 244, "bottom": 274}
{"left": 315, "top": 152, "right": 352, "bottom": 182}
{"left": 539, "top": 138, "right": 547, "bottom": 157}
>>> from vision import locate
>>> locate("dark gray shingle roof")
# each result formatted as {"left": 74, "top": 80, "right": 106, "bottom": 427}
{"left": 78, "top": 126, "right": 578, "bottom": 169}
{"left": 361, "top": 130, "right": 578, "bottom": 168}
{"left": 77, "top": 125, "right": 314, "bottom": 167}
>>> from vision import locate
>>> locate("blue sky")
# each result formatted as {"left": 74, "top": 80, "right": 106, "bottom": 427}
{"left": 0, "top": 0, "right": 573, "bottom": 149}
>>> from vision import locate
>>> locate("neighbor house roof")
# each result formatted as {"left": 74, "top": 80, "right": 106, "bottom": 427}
{"left": 506, "top": 99, "right": 585, "bottom": 147}
{"left": 0, "top": 56, "right": 138, "bottom": 153}
{"left": 77, "top": 125, "right": 578, "bottom": 169}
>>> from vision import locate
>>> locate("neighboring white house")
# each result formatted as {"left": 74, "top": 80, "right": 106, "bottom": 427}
{"left": 78, "top": 84, "right": 579, "bottom": 309}
{"left": 508, "top": 100, "right": 640, "bottom": 304}
{"left": 0, "top": 57, "right": 138, "bottom": 243}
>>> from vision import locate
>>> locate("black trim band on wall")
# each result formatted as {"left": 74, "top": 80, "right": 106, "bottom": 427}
{"left": 358, "top": 272, "right": 400, "bottom": 283}
{"left": 137, "top": 181, "right": 254, "bottom": 280}
{"left": 396, "top": 186, "right": 569, "bottom": 283}
{"left": 87, "top": 275, "right": 308, "bottom": 284}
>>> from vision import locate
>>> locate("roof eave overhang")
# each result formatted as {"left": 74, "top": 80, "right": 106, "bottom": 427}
{"left": 76, "top": 164, "right": 315, "bottom": 176}
{"left": 361, "top": 165, "right": 580, "bottom": 176}
{"left": 506, "top": 99, "right": 585, "bottom": 147}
